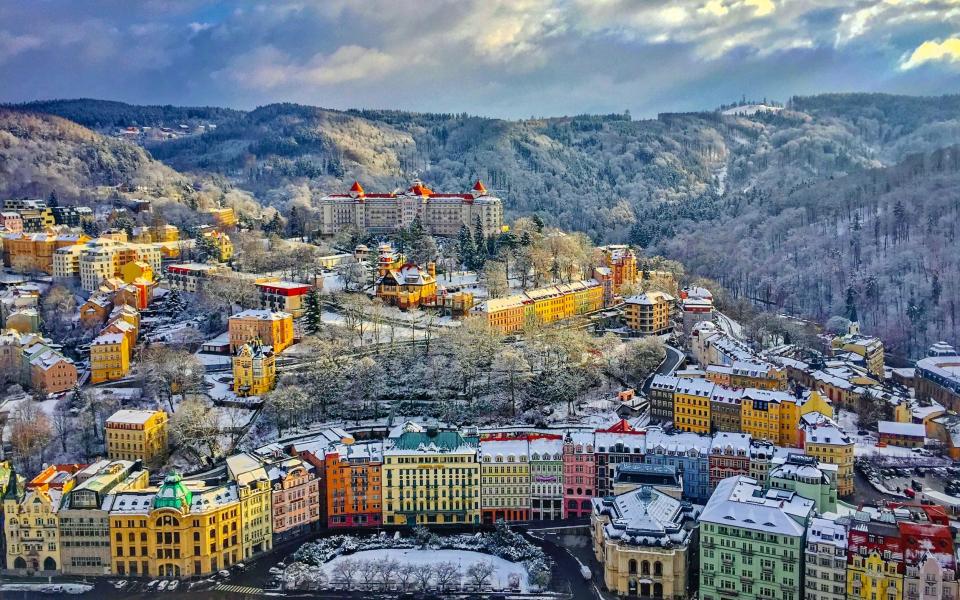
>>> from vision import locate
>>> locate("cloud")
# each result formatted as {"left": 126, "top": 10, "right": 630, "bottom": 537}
{"left": 745, "top": 0, "right": 776, "bottom": 17}
{"left": 220, "top": 44, "right": 399, "bottom": 89}
{"left": 0, "top": 31, "right": 42, "bottom": 64}
{"left": 901, "top": 36, "right": 960, "bottom": 68}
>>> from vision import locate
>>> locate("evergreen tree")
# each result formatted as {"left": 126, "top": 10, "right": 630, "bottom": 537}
{"left": 47, "top": 191, "right": 59, "bottom": 207}
{"left": 532, "top": 214, "right": 544, "bottom": 232}
{"left": 457, "top": 224, "right": 475, "bottom": 270}
{"left": 264, "top": 213, "right": 283, "bottom": 236}
{"left": 844, "top": 286, "right": 858, "bottom": 323}
{"left": 932, "top": 273, "right": 942, "bottom": 305}
{"left": 473, "top": 215, "right": 487, "bottom": 270}
{"left": 520, "top": 230, "right": 532, "bottom": 247}
{"left": 304, "top": 288, "right": 322, "bottom": 334}
{"left": 286, "top": 206, "right": 304, "bottom": 239}
{"left": 82, "top": 220, "right": 101, "bottom": 238}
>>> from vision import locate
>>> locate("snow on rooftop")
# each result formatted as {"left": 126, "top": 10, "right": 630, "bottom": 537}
{"left": 700, "top": 476, "right": 813, "bottom": 537}
{"left": 877, "top": 421, "right": 926, "bottom": 438}
{"left": 106, "top": 409, "right": 161, "bottom": 425}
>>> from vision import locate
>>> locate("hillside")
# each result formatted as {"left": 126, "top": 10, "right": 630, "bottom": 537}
{"left": 3, "top": 99, "right": 243, "bottom": 130}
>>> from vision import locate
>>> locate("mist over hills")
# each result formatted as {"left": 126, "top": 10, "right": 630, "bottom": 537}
{"left": 3, "top": 93, "right": 960, "bottom": 356}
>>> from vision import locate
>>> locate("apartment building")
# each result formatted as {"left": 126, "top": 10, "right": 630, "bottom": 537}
{"left": 105, "top": 409, "right": 168, "bottom": 464}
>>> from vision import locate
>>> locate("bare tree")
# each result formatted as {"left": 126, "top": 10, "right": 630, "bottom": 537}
{"left": 338, "top": 293, "right": 370, "bottom": 346}
{"left": 432, "top": 561, "right": 461, "bottom": 591}
{"left": 338, "top": 261, "right": 369, "bottom": 292}
{"left": 482, "top": 260, "right": 509, "bottom": 298}
{"left": 376, "top": 558, "right": 400, "bottom": 590}
{"left": 9, "top": 401, "right": 53, "bottom": 473}
{"left": 169, "top": 396, "right": 221, "bottom": 464}
{"left": 412, "top": 564, "right": 434, "bottom": 590}
{"left": 332, "top": 558, "right": 362, "bottom": 590}
{"left": 141, "top": 346, "right": 206, "bottom": 412}
{"left": 465, "top": 561, "right": 495, "bottom": 590}
{"left": 263, "top": 385, "right": 309, "bottom": 437}
{"left": 359, "top": 560, "right": 379, "bottom": 591}
{"left": 395, "top": 563, "right": 416, "bottom": 591}
{"left": 52, "top": 398, "right": 72, "bottom": 454}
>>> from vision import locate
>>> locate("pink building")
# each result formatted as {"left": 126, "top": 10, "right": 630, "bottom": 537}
{"left": 268, "top": 456, "right": 321, "bottom": 542}
{"left": 562, "top": 431, "right": 596, "bottom": 518}
{"left": 1, "top": 212, "right": 23, "bottom": 234}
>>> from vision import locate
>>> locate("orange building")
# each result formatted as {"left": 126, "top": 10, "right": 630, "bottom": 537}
{"left": 600, "top": 245, "right": 638, "bottom": 293}
{"left": 323, "top": 443, "right": 383, "bottom": 529}
{"left": 29, "top": 349, "right": 78, "bottom": 394}
{"left": 376, "top": 263, "right": 437, "bottom": 309}
{"left": 79, "top": 293, "right": 114, "bottom": 328}
{"left": 1, "top": 231, "right": 89, "bottom": 273}
{"left": 228, "top": 310, "right": 294, "bottom": 353}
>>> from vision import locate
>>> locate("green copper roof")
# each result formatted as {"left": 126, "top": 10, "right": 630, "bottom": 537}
{"left": 153, "top": 472, "right": 192, "bottom": 511}
{"left": 393, "top": 430, "right": 472, "bottom": 451}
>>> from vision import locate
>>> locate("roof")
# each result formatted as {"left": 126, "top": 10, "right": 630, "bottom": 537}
{"left": 592, "top": 485, "right": 699, "bottom": 547}
{"left": 625, "top": 291, "right": 675, "bottom": 305}
{"left": 230, "top": 309, "right": 291, "bottom": 321}
{"left": 807, "top": 516, "right": 848, "bottom": 549}
{"left": 91, "top": 333, "right": 125, "bottom": 345}
{"left": 710, "top": 432, "right": 750, "bottom": 453}
{"left": 878, "top": 421, "right": 926, "bottom": 438}
{"left": 799, "top": 412, "right": 851, "bottom": 446}
{"left": 699, "top": 475, "right": 814, "bottom": 537}
{"left": 107, "top": 409, "right": 162, "bottom": 426}
{"left": 389, "top": 429, "right": 476, "bottom": 454}
{"left": 674, "top": 377, "right": 715, "bottom": 397}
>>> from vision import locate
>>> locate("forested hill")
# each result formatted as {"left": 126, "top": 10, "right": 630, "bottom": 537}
{"left": 4, "top": 99, "right": 243, "bottom": 129}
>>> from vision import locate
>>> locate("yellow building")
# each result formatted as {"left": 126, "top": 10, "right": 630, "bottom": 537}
{"left": 78, "top": 238, "right": 164, "bottom": 291}
{"left": 672, "top": 379, "right": 714, "bottom": 434}
{"left": 107, "top": 473, "right": 242, "bottom": 578}
{"left": 3, "top": 464, "right": 85, "bottom": 575}
{"left": 121, "top": 260, "right": 154, "bottom": 284}
{"left": 205, "top": 207, "right": 237, "bottom": 228}
{"left": 228, "top": 310, "right": 294, "bottom": 354}
{"left": 832, "top": 331, "right": 885, "bottom": 378}
{"left": 226, "top": 454, "right": 273, "bottom": 560}
{"left": 799, "top": 390, "right": 834, "bottom": 419}
{"left": 477, "top": 279, "right": 604, "bottom": 333}
{"left": 152, "top": 224, "right": 180, "bottom": 243}
{"left": 376, "top": 262, "right": 438, "bottom": 309}
{"left": 2, "top": 231, "right": 89, "bottom": 273}
{"left": 232, "top": 341, "right": 276, "bottom": 397}
{"left": 740, "top": 389, "right": 801, "bottom": 448}
{"left": 105, "top": 409, "right": 168, "bottom": 465}
{"left": 382, "top": 423, "right": 480, "bottom": 526}
{"left": 90, "top": 332, "right": 130, "bottom": 384}
{"left": 623, "top": 291, "right": 674, "bottom": 335}
{"left": 479, "top": 438, "right": 530, "bottom": 523}
{"left": 847, "top": 549, "right": 903, "bottom": 600}
{"left": 799, "top": 411, "right": 854, "bottom": 496}
{"left": 203, "top": 230, "right": 233, "bottom": 262}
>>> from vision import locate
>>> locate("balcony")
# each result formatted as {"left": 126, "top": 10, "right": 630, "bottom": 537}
{"left": 718, "top": 589, "right": 739, "bottom": 598}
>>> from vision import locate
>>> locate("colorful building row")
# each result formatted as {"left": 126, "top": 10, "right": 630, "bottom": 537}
{"left": 475, "top": 278, "right": 605, "bottom": 333}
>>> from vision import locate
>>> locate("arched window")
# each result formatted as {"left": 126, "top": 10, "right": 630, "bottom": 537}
{"left": 43, "top": 557, "right": 57, "bottom": 571}
{"left": 654, "top": 561, "right": 663, "bottom": 576}
{"left": 641, "top": 560, "right": 650, "bottom": 575}
{"left": 567, "top": 500, "right": 578, "bottom": 509}
{"left": 14, "top": 557, "right": 26, "bottom": 569}
{"left": 628, "top": 559, "right": 637, "bottom": 574}
{"left": 654, "top": 582, "right": 663, "bottom": 597}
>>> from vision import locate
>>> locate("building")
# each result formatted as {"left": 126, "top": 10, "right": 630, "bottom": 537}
{"left": 59, "top": 461, "right": 149, "bottom": 576}
{"left": 799, "top": 411, "right": 854, "bottom": 497}
{"left": 699, "top": 476, "right": 814, "bottom": 600}
{"left": 29, "top": 348, "right": 77, "bottom": 395}
{"left": 164, "top": 263, "right": 221, "bottom": 293}
{"left": 591, "top": 486, "right": 700, "bottom": 599}
{"left": 672, "top": 377, "right": 714, "bottom": 434}
{"left": 77, "top": 238, "right": 163, "bottom": 291}
{"left": 382, "top": 423, "right": 480, "bottom": 526}
{"left": 623, "top": 291, "right": 674, "bottom": 335}
{"left": 878, "top": 421, "right": 926, "bottom": 448}
{"left": 562, "top": 431, "right": 596, "bottom": 518}
{"left": 644, "top": 428, "right": 711, "bottom": 503}
{"left": 4, "top": 308, "right": 39, "bottom": 333}
{"left": 805, "top": 516, "right": 849, "bottom": 600}
{"left": 915, "top": 353, "right": 960, "bottom": 412}
{"left": 324, "top": 441, "right": 383, "bottom": 529}
{"left": 90, "top": 332, "right": 130, "bottom": 384}
{"left": 79, "top": 293, "right": 113, "bottom": 328}
{"left": 599, "top": 245, "right": 638, "bottom": 293}
{"left": 3, "top": 464, "right": 86, "bottom": 575}
{"left": 0, "top": 212, "right": 23, "bottom": 233}
{"left": 232, "top": 341, "right": 276, "bottom": 397}
{"left": 2, "top": 231, "right": 89, "bottom": 273}
{"left": 479, "top": 436, "right": 530, "bottom": 523}
{"left": 528, "top": 435, "right": 564, "bottom": 521}
{"left": 708, "top": 432, "right": 750, "bottom": 489}
{"left": 847, "top": 516, "right": 904, "bottom": 600}
{"left": 832, "top": 331, "right": 885, "bottom": 378}
{"left": 706, "top": 359, "right": 787, "bottom": 390}
{"left": 679, "top": 286, "right": 713, "bottom": 335}
{"left": 205, "top": 207, "right": 237, "bottom": 228}
{"left": 202, "top": 230, "right": 233, "bottom": 262}
{"left": 768, "top": 454, "right": 838, "bottom": 513}
{"left": 256, "top": 281, "right": 312, "bottom": 318}
{"left": 708, "top": 385, "right": 744, "bottom": 432}
{"left": 105, "top": 473, "right": 242, "bottom": 578}
{"left": 595, "top": 420, "right": 646, "bottom": 498}
{"left": 476, "top": 278, "right": 605, "bottom": 333}
{"left": 317, "top": 179, "right": 503, "bottom": 238}
{"left": 228, "top": 310, "right": 294, "bottom": 354}
{"left": 900, "top": 520, "right": 957, "bottom": 600}
{"left": 376, "top": 263, "right": 438, "bottom": 309}
{"left": 740, "top": 388, "right": 801, "bottom": 447}
{"left": 105, "top": 409, "right": 168, "bottom": 465}
{"left": 225, "top": 454, "right": 273, "bottom": 561}
{"left": 649, "top": 375, "right": 679, "bottom": 424}
{"left": 266, "top": 456, "right": 321, "bottom": 542}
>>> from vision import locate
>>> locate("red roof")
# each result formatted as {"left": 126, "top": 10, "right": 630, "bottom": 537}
{"left": 473, "top": 180, "right": 487, "bottom": 193}
{"left": 409, "top": 182, "right": 434, "bottom": 196}
{"left": 350, "top": 181, "right": 365, "bottom": 195}
{"left": 598, "top": 419, "right": 642, "bottom": 434}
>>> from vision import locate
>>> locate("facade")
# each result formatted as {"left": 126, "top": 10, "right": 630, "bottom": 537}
{"left": 232, "top": 341, "right": 276, "bottom": 397}
{"left": 799, "top": 411, "right": 854, "bottom": 497}
{"left": 805, "top": 516, "right": 849, "bottom": 600}
{"left": 847, "top": 518, "right": 904, "bottom": 600}
{"left": 164, "top": 263, "right": 221, "bottom": 293}
{"left": 105, "top": 409, "right": 168, "bottom": 465}
{"left": 90, "top": 332, "right": 130, "bottom": 384}
{"left": 878, "top": 421, "right": 926, "bottom": 448}
{"left": 479, "top": 436, "right": 530, "bottom": 523}
{"left": 644, "top": 428, "right": 711, "bottom": 503}
{"left": 740, "top": 388, "right": 801, "bottom": 448}
{"left": 673, "top": 377, "right": 714, "bottom": 434}
{"left": 267, "top": 457, "right": 321, "bottom": 542}
{"left": 706, "top": 359, "right": 788, "bottom": 390}
{"left": 562, "top": 431, "right": 596, "bottom": 518}
{"left": 382, "top": 424, "right": 480, "bottom": 526}
{"left": 77, "top": 239, "right": 163, "bottom": 291}
{"left": 29, "top": 348, "right": 78, "bottom": 394}
{"left": 679, "top": 286, "right": 713, "bottom": 334}
{"left": 528, "top": 436, "right": 563, "bottom": 521}
{"left": 623, "top": 291, "right": 674, "bottom": 335}
{"left": 708, "top": 385, "right": 744, "bottom": 432}
{"left": 2, "top": 231, "right": 89, "bottom": 273}
{"left": 915, "top": 354, "right": 960, "bottom": 411}
{"left": 0, "top": 211, "right": 23, "bottom": 233}
{"left": 324, "top": 442, "right": 383, "bottom": 529}
{"left": 832, "top": 332, "right": 885, "bottom": 378}
{"left": 749, "top": 439, "right": 776, "bottom": 486}
{"left": 227, "top": 310, "right": 294, "bottom": 354}
{"left": 106, "top": 473, "right": 242, "bottom": 578}
{"left": 317, "top": 179, "right": 503, "bottom": 237}
{"left": 699, "top": 476, "right": 813, "bottom": 600}
{"left": 476, "top": 279, "right": 605, "bottom": 333}
{"left": 376, "top": 263, "right": 438, "bottom": 309}
{"left": 599, "top": 245, "right": 638, "bottom": 293}
{"left": 256, "top": 281, "right": 312, "bottom": 318}
{"left": 595, "top": 420, "right": 646, "bottom": 498}
{"left": 59, "top": 461, "right": 148, "bottom": 576}
{"left": 225, "top": 454, "right": 273, "bottom": 560}
{"left": 708, "top": 432, "right": 750, "bottom": 489}
{"left": 591, "top": 486, "right": 700, "bottom": 599}
{"left": 768, "top": 454, "right": 838, "bottom": 514}
{"left": 649, "top": 375, "right": 679, "bottom": 423}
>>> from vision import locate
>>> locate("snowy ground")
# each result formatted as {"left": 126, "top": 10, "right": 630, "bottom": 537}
{"left": 323, "top": 548, "right": 529, "bottom": 592}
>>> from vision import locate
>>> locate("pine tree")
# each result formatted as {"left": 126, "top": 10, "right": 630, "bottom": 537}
{"left": 473, "top": 215, "right": 487, "bottom": 270}
{"left": 932, "top": 273, "right": 942, "bottom": 306}
{"left": 532, "top": 214, "right": 544, "bottom": 232}
{"left": 47, "top": 191, "right": 59, "bottom": 207}
{"left": 845, "top": 286, "right": 858, "bottom": 323}
{"left": 304, "top": 288, "right": 322, "bottom": 334}
{"left": 457, "top": 224, "right": 475, "bottom": 270}
{"left": 286, "top": 206, "right": 304, "bottom": 239}
{"left": 264, "top": 213, "right": 283, "bottom": 236}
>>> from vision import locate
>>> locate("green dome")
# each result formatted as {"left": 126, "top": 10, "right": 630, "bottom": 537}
{"left": 153, "top": 472, "right": 192, "bottom": 511}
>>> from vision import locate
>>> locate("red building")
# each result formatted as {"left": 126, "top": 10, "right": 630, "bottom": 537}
{"left": 562, "top": 431, "right": 596, "bottom": 518}
{"left": 322, "top": 444, "right": 383, "bottom": 529}
{"left": 899, "top": 521, "right": 955, "bottom": 569}
{"left": 708, "top": 432, "right": 751, "bottom": 489}
{"left": 256, "top": 281, "right": 312, "bottom": 318}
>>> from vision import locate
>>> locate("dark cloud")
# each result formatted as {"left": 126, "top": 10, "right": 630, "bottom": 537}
{"left": 0, "top": 0, "right": 958, "bottom": 117}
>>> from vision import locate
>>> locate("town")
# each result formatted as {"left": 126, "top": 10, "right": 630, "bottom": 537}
{"left": 1, "top": 179, "right": 960, "bottom": 600}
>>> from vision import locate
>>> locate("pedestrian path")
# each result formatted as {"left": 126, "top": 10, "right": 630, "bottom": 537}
{"left": 213, "top": 583, "right": 264, "bottom": 595}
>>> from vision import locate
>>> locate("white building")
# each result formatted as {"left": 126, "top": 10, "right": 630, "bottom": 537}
{"left": 804, "top": 516, "right": 848, "bottom": 600}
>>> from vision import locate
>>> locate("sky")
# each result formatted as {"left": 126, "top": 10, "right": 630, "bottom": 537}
{"left": 1, "top": 0, "right": 960, "bottom": 119}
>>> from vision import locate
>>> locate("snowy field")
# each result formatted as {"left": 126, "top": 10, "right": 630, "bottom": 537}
{"left": 323, "top": 548, "right": 529, "bottom": 591}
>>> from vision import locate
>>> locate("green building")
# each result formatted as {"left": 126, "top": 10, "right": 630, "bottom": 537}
{"left": 768, "top": 454, "right": 838, "bottom": 514}
{"left": 699, "top": 475, "right": 815, "bottom": 600}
